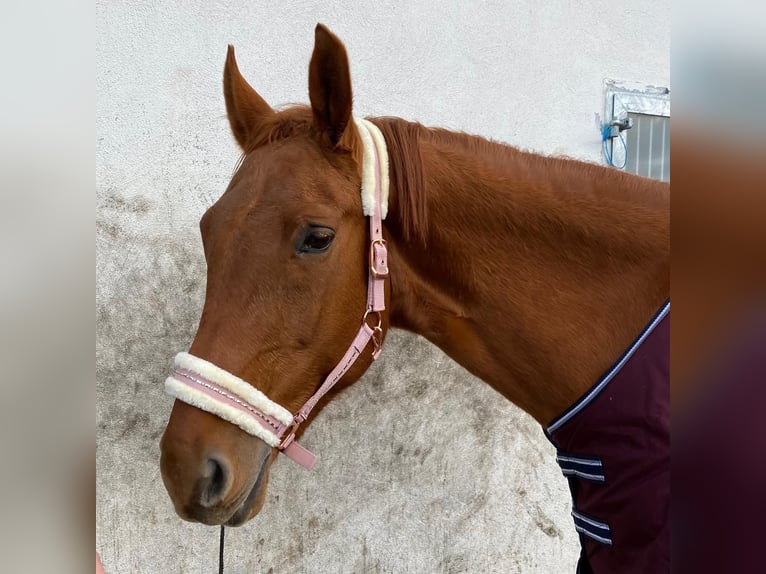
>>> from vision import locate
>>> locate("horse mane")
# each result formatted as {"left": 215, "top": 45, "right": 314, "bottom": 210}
{"left": 369, "top": 117, "right": 428, "bottom": 244}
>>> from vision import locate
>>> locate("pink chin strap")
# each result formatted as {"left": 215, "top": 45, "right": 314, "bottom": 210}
{"left": 165, "top": 118, "right": 389, "bottom": 470}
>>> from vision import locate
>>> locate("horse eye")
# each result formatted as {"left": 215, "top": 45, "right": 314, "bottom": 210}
{"left": 299, "top": 227, "right": 335, "bottom": 254}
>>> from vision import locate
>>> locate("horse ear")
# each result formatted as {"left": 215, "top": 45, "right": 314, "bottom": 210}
{"left": 308, "top": 24, "right": 354, "bottom": 148}
{"left": 223, "top": 45, "right": 274, "bottom": 150}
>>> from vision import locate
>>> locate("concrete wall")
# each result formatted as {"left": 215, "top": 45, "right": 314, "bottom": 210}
{"left": 96, "top": 2, "right": 669, "bottom": 572}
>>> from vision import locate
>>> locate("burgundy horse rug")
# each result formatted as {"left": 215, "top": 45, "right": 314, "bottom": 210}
{"left": 545, "top": 301, "right": 670, "bottom": 573}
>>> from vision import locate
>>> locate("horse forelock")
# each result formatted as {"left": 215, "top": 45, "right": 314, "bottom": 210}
{"left": 237, "top": 105, "right": 314, "bottom": 154}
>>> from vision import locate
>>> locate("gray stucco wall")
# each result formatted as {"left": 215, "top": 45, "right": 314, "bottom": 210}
{"left": 96, "top": 2, "right": 669, "bottom": 572}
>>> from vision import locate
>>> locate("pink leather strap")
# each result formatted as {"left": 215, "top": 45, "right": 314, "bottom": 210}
{"left": 366, "top": 135, "right": 388, "bottom": 313}
{"left": 280, "top": 435, "right": 318, "bottom": 470}
{"left": 294, "top": 324, "right": 376, "bottom": 422}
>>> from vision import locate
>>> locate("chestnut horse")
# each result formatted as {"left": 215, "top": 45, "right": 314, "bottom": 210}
{"left": 160, "top": 24, "right": 669, "bottom": 571}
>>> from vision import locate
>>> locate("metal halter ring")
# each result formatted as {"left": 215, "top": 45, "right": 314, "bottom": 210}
{"left": 362, "top": 308, "right": 383, "bottom": 331}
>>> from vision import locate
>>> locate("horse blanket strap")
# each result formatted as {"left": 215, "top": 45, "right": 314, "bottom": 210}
{"left": 545, "top": 300, "right": 670, "bottom": 574}
{"left": 165, "top": 117, "right": 389, "bottom": 470}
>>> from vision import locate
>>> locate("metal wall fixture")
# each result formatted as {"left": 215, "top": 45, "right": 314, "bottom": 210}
{"left": 599, "top": 80, "right": 670, "bottom": 182}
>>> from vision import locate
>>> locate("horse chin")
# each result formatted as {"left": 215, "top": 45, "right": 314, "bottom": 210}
{"left": 224, "top": 455, "right": 272, "bottom": 526}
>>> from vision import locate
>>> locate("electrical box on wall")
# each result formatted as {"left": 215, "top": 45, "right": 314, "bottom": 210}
{"left": 598, "top": 80, "right": 670, "bottom": 182}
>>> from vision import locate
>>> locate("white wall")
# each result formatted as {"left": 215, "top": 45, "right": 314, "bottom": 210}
{"left": 97, "top": 1, "right": 669, "bottom": 572}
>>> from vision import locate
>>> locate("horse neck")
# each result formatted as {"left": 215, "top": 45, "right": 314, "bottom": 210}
{"left": 381, "top": 122, "right": 669, "bottom": 425}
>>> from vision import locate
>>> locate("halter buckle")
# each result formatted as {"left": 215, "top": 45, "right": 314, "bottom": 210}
{"left": 369, "top": 238, "right": 389, "bottom": 278}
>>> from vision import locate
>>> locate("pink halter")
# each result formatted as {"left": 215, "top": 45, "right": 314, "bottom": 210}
{"left": 165, "top": 118, "right": 389, "bottom": 470}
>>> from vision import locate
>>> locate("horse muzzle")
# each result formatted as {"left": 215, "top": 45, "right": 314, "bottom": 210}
{"left": 159, "top": 399, "right": 274, "bottom": 525}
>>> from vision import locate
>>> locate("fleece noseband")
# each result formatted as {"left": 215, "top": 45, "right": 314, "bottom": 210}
{"left": 165, "top": 118, "right": 389, "bottom": 470}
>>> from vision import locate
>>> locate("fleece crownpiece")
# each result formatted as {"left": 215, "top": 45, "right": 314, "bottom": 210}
{"left": 354, "top": 117, "right": 389, "bottom": 219}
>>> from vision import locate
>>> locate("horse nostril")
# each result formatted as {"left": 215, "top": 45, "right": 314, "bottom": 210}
{"left": 198, "top": 456, "right": 230, "bottom": 508}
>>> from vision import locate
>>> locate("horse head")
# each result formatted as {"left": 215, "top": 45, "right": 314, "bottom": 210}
{"left": 160, "top": 25, "right": 387, "bottom": 526}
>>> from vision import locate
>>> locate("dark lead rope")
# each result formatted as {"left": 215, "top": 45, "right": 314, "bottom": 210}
{"left": 219, "top": 525, "right": 225, "bottom": 574}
